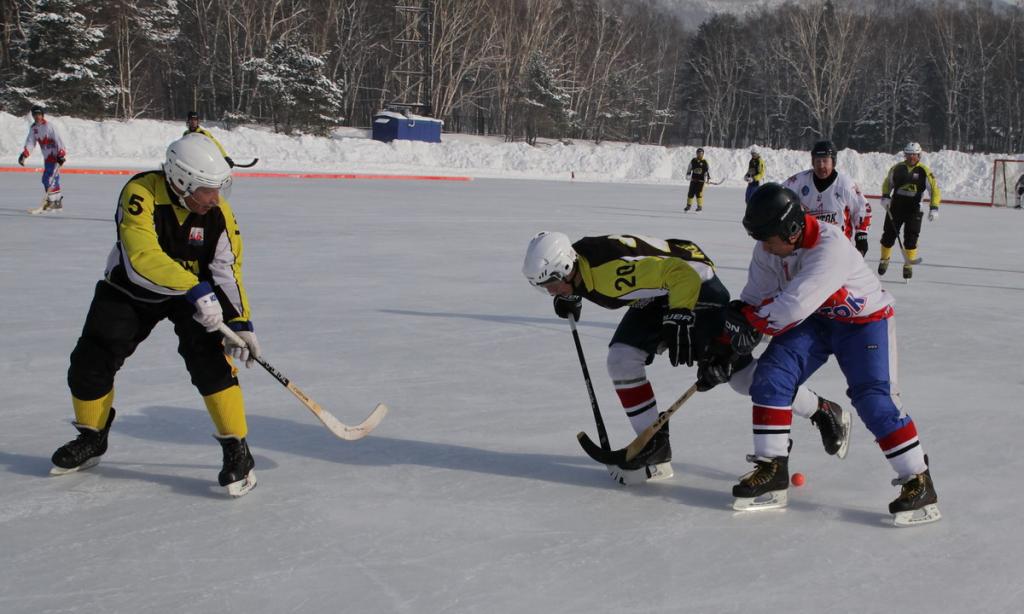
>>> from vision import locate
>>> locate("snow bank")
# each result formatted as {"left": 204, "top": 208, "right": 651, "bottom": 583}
{"left": 2, "top": 111, "right": 1019, "bottom": 201}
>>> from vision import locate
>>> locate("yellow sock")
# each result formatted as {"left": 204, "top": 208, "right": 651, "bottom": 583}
{"left": 72, "top": 389, "right": 114, "bottom": 429}
{"left": 697, "top": 197, "right": 704, "bottom": 207}
{"left": 203, "top": 385, "right": 248, "bottom": 438}
{"left": 686, "top": 198, "right": 693, "bottom": 206}
{"left": 906, "top": 248, "right": 918, "bottom": 262}
{"left": 880, "top": 245, "right": 893, "bottom": 261}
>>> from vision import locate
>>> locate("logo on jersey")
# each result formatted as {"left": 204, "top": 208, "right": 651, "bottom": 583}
{"left": 801, "top": 185, "right": 810, "bottom": 196}
{"left": 188, "top": 227, "right": 205, "bottom": 245}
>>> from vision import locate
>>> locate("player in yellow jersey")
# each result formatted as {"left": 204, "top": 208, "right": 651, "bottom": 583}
{"left": 50, "top": 134, "right": 260, "bottom": 496}
{"left": 522, "top": 232, "right": 849, "bottom": 486}
{"left": 878, "top": 142, "right": 941, "bottom": 279}
{"left": 185, "top": 110, "right": 234, "bottom": 167}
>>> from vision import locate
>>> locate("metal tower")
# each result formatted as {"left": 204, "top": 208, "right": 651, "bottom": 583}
{"left": 388, "top": 1, "right": 433, "bottom": 116}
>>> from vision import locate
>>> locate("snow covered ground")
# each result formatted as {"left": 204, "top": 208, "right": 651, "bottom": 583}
{"left": 1, "top": 111, "right": 1018, "bottom": 203}
{"left": 2, "top": 170, "right": 1023, "bottom": 613}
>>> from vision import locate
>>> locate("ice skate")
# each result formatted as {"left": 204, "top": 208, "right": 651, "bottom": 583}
{"left": 607, "top": 420, "right": 672, "bottom": 486}
{"left": 877, "top": 259, "right": 889, "bottom": 276}
{"left": 890, "top": 460, "right": 940, "bottom": 527}
{"left": 50, "top": 409, "right": 116, "bottom": 475}
{"left": 215, "top": 435, "right": 257, "bottom": 497}
{"left": 684, "top": 203, "right": 692, "bottom": 212}
{"left": 902, "top": 263, "right": 913, "bottom": 280}
{"left": 810, "top": 396, "right": 851, "bottom": 459}
{"left": 695, "top": 205, "right": 703, "bottom": 212}
{"left": 732, "top": 454, "right": 788, "bottom": 511}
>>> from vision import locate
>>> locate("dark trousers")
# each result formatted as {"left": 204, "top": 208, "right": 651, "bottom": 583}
{"left": 880, "top": 201, "right": 924, "bottom": 250}
{"left": 68, "top": 281, "right": 237, "bottom": 401}
{"left": 687, "top": 180, "right": 706, "bottom": 200}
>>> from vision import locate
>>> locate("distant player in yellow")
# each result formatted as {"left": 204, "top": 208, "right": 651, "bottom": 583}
{"left": 50, "top": 134, "right": 260, "bottom": 497}
{"left": 878, "top": 142, "right": 941, "bottom": 279}
{"left": 744, "top": 145, "right": 766, "bottom": 203}
{"left": 685, "top": 147, "right": 710, "bottom": 212}
{"left": 185, "top": 111, "right": 234, "bottom": 167}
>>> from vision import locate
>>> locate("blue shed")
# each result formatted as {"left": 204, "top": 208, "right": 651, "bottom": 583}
{"left": 372, "top": 111, "right": 443, "bottom": 143}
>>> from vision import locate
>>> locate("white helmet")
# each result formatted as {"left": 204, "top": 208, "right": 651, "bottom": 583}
{"left": 903, "top": 142, "right": 923, "bottom": 156}
{"left": 164, "top": 133, "right": 232, "bottom": 197}
{"left": 522, "top": 231, "right": 577, "bottom": 290}
{"left": 750, "top": 145, "right": 760, "bottom": 157}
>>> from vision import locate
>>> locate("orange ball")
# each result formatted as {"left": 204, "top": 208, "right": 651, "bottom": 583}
{"left": 791, "top": 472, "right": 805, "bottom": 487}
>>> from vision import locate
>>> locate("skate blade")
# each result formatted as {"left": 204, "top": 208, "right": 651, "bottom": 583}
{"left": 892, "top": 504, "right": 941, "bottom": 527}
{"left": 608, "top": 462, "right": 673, "bottom": 486}
{"left": 49, "top": 456, "right": 100, "bottom": 476}
{"left": 225, "top": 470, "right": 257, "bottom": 497}
{"left": 733, "top": 489, "right": 788, "bottom": 511}
{"left": 836, "top": 409, "right": 853, "bottom": 460}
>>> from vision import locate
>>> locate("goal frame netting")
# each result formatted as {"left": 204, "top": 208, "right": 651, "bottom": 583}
{"left": 991, "top": 158, "right": 1024, "bottom": 207}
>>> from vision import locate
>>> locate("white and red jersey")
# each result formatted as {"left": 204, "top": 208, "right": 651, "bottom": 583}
{"left": 783, "top": 169, "right": 870, "bottom": 239}
{"left": 739, "top": 216, "right": 894, "bottom": 335}
{"left": 22, "top": 120, "right": 66, "bottom": 164}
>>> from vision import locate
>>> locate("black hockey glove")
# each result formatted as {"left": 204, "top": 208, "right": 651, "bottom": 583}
{"left": 725, "top": 300, "right": 762, "bottom": 356}
{"left": 553, "top": 294, "right": 582, "bottom": 321}
{"left": 696, "top": 355, "right": 733, "bottom": 392}
{"left": 56, "top": 156, "right": 65, "bottom": 166}
{"left": 18, "top": 152, "right": 26, "bottom": 166}
{"left": 854, "top": 231, "right": 868, "bottom": 257}
{"left": 661, "top": 308, "right": 695, "bottom": 367}
{"left": 224, "top": 156, "right": 235, "bottom": 168}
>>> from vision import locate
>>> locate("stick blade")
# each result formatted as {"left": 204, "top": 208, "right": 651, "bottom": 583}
{"left": 317, "top": 403, "right": 389, "bottom": 441}
{"left": 576, "top": 431, "right": 626, "bottom": 465}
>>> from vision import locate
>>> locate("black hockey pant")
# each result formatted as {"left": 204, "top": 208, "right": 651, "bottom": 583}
{"left": 687, "top": 180, "right": 706, "bottom": 200}
{"left": 68, "top": 281, "right": 237, "bottom": 402}
{"left": 880, "top": 202, "right": 924, "bottom": 251}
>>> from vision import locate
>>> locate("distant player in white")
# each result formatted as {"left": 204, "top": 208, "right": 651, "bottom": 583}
{"left": 724, "top": 183, "right": 940, "bottom": 526}
{"left": 18, "top": 105, "right": 66, "bottom": 212}
{"left": 1015, "top": 173, "right": 1024, "bottom": 209}
{"left": 783, "top": 140, "right": 871, "bottom": 256}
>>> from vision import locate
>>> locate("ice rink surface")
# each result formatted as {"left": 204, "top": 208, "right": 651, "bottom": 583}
{"left": 2, "top": 173, "right": 1023, "bottom": 613}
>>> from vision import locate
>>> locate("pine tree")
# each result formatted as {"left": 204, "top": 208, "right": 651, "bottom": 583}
{"left": 22, "top": 0, "right": 116, "bottom": 117}
{"left": 243, "top": 41, "right": 346, "bottom": 136}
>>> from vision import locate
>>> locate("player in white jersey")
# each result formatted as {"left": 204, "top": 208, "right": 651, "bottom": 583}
{"left": 18, "top": 106, "right": 66, "bottom": 211}
{"left": 723, "top": 183, "right": 940, "bottom": 526}
{"left": 782, "top": 140, "right": 870, "bottom": 256}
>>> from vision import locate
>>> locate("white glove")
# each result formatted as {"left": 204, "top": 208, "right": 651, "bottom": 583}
{"left": 879, "top": 196, "right": 891, "bottom": 211}
{"left": 928, "top": 207, "right": 938, "bottom": 222}
{"left": 186, "top": 282, "right": 223, "bottom": 332}
{"left": 744, "top": 174, "right": 752, "bottom": 183}
{"left": 224, "top": 327, "right": 261, "bottom": 368}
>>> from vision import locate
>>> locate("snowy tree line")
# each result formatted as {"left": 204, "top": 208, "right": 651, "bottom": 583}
{"left": 1, "top": 0, "right": 1022, "bottom": 152}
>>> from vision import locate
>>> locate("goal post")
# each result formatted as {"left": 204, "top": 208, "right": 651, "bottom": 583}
{"left": 991, "top": 158, "right": 1024, "bottom": 207}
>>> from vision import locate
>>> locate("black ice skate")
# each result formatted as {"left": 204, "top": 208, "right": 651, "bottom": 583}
{"left": 732, "top": 454, "right": 789, "bottom": 511}
{"left": 215, "top": 435, "right": 257, "bottom": 497}
{"left": 878, "top": 259, "right": 889, "bottom": 276}
{"left": 607, "top": 418, "right": 672, "bottom": 486}
{"left": 810, "top": 396, "right": 851, "bottom": 459}
{"left": 889, "top": 459, "right": 941, "bottom": 527}
{"left": 684, "top": 204, "right": 692, "bottom": 212}
{"left": 902, "top": 263, "right": 913, "bottom": 280}
{"left": 50, "top": 408, "right": 116, "bottom": 475}
{"left": 695, "top": 205, "right": 703, "bottom": 212}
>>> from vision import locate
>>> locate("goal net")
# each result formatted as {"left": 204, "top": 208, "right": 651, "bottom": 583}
{"left": 991, "top": 159, "right": 1024, "bottom": 207}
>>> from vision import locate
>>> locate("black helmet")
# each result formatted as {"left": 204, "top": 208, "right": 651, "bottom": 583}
{"left": 696, "top": 147, "right": 704, "bottom": 154}
{"left": 31, "top": 105, "right": 45, "bottom": 115}
{"left": 811, "top": 139, "right": 836, "bottom": 162}
{"left": 187, "top": 111, "right": 199, "bottom": 120}
{"left": 743, "top": 183, "right": 806, "bottom": 241}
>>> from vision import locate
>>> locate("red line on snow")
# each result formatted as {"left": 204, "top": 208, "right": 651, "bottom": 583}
{"left": 0, "top": 166, "right": 472, "bottom": 182}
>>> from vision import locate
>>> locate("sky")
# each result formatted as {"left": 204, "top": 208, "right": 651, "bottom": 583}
{"left": 1, "top": 116, "right": 1024, "bottom": 613}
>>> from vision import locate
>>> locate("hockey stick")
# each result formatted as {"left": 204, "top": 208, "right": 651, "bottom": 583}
{"left": 218, "top": 324, "right": 388, "bottom": 440}
{"left": 706, "top": 179, "right": 724, "bottom": 185}
{"left": 577, "top": 383, "right": 699, "bottom": 465}
{"left": 569, "top": 315, "right": 610, "bottom": 451}
{"left": 233, "top": 158, "right": 259, "bottom": 168}
{"left": 28, "top": 164, "right": 61, "bottom": 214}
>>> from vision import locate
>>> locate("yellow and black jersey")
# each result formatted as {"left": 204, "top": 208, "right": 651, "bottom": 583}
{"left": 571, "top": 234, "right": 717, "bottom": 311}
{"left": 687, "top": 158, "right": 710, "bottom": 182}
{"left": 747, "top": 157, "right": 766, "bottom": 182}
{"left": 184, "top": 126, "right": 229, "bottom": 157}
{"left": 103, "top": 171, "right": 250, "bottom": 323}
{"left": 882, "top": 161, "right": 941, "bottom": 210}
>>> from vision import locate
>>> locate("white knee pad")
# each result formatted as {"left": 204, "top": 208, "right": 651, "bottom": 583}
{"left": 607, "top": 343, "right": 650, "bottom": 383}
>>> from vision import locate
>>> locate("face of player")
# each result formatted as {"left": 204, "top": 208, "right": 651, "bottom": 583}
{"left": 187, "top": 118, "right": 199, "bottom": 131}
{"left": 696, "top": 151, "right": 704, "bottom": 159}
{"left": 32, "top": 112, "right": 44, "bottom": 124}
{"left": 761, "top": 234, "right": 797, "bottom": 257}
{"left": 905, "top": 153, "right": 920, "bottom": 165}
{"left": 184, "top": 187, "right": 221, "bottom": 215}
{"left": 539, "top": 277, "right": 574, "bottom": 297}
{"left": 812, "top": 155, "right": 834, "bottom": 179}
